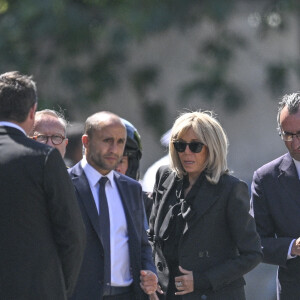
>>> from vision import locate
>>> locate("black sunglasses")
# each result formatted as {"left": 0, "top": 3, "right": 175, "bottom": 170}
{"left": 173, "top": 141, "right": 204, "bottom": 153}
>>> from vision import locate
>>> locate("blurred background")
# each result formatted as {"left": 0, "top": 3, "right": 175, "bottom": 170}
{"left": 1, "top": 0, "right": 299, "bottom": 298}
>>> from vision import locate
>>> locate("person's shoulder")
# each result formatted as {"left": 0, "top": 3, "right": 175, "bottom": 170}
{"left": 255, "top": 153, "right": 288, "bottom": 176}
{"left": 219, "top": 172, "right": 246, "bottom": 187}
{"left": 67, "top": 161, "right": 82, "bottom": 176}
{"left": 116, "top": 172, "right": 141, "bottom": 186}
{"left": 157, "top": 164, "right": 172, "bottom": 174}
{"left": 22, "top": 135, "right": 49, "bottom": 150}
{"left": 217, "top": 173, "right": 249, "bottom": 196}
{"left": 17, "top": 138, "right": 64, "bottom": 170}
{"left": 19, "top": 135, "right": 54, "bottom": 158}
{"left": 155, "top": 165, "right": 176, "bottom": 188}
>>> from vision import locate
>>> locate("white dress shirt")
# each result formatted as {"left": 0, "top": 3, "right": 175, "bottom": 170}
{"left": 81, "top": 157, "right": 133, "bottom": 287}
{"left": 0, "top": 121, "right": 26, "bottom": 135}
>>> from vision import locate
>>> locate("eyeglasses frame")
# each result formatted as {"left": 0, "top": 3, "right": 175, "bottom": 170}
{"left": 32, "top": 134, "right": 66, "bottom": 145}
{"left": 279, "top": 130, "right": 300, "bottom": 142}
{"left": 173, "top": 141, "right": 204, "bottom": 153}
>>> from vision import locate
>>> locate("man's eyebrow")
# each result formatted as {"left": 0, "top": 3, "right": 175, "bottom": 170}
{"left": 283, "top": 130, "right": 300, "bottom": 134}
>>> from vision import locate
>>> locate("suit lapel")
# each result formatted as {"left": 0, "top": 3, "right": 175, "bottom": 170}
{"left": 114, "top": 174, "right": 137, "bottom": 237}
{"left": 70, "top": 163, "right": 103, "bottom": 242}
{"left": 278, "top": 154, "right": 300, "bottom": 207}
{"left": 183, "top": 179, "right": 220, "bottom": 235}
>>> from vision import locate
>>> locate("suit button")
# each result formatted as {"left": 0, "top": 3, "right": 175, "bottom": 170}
{"left": 201, "top": 295, "right": 207, "bottom": 300}
{"left": 157, "top": 262, "right": 163, "bottom": 272}
{"left": 199, "top": 251, "right": 204, "bottom": 258}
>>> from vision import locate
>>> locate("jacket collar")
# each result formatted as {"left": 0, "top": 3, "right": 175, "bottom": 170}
{"left": 182, "top": 176, "right": 221, "bottom": 235}
{"left": 155, "top": 170, "right": 221, "bottom": 236}
{"left": 70, "top": 162, "right": 138, "bottom": 244}
{"left": 278, "top": 153, "right": 300, "bottom": 205}
{"left": 70, "top": 162, "right": 103, "bottom": 242}
{"left": 0, "top": 125, "right": 26, "bottom": 136}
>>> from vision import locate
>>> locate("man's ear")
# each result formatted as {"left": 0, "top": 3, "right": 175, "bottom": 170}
{"left": 29, "top": 103, "right": 37, "bottom": 121}
{"left": 82, "top": 134, "right": 89, "bottom": 148}
{"left": 25, "top": 103, "right": 37, "bottom": 135}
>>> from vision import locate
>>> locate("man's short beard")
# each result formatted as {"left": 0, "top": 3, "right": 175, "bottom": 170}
{"left": 91, "top": 153, "right": 121, "bottom": 172}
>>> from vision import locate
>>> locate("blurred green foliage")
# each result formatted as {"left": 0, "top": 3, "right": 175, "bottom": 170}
{"left": 0, "top": 0, "right": 299, "bottom": 134}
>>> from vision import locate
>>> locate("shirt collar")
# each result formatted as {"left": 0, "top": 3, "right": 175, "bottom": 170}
{"left": 0, "top": 121, "right": 26, "bottom": 135}
{"left": 81, "top": 156, "right": 115, "bottom": 187}
{"left": 292, "top": 158, "right": 300, "bottom": 179}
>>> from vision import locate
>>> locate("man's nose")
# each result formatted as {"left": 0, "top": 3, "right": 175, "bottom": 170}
{"left": 109, "top": 142, "right": 119, "bottom": 152}
{"left": 291, "top": 136, "right": 300, "bottom": 149}
{"left": 46, "top": 138, "right": 54, "bottom": 146}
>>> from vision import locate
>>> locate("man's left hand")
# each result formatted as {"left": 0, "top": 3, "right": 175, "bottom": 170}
{"left": 174, "top": 266, "right": 194, "bottom": 295}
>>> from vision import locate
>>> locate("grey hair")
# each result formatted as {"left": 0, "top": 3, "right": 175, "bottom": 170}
{"left": 277, "top": 92, "right": 300, "bottom": 131}
{"left": 169, "top": 110, "right": 229, "bottom": 184}
{"left": 35, "top": 109, "right": 68, "bottom": 135}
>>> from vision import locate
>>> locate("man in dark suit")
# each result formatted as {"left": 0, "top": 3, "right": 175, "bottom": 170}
{"left": 0, "top": 71, "right": 86, "bottom": 300}
{"left": 68, "top": 111, "right": 158, "bottom": 300}
{"left": 251, "top": 92, "right": 300, "bottom": 299}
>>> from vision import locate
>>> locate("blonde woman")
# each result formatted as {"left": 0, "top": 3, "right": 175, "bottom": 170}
{"left": 148, "top": 111, "right": 262, "bottom": 300}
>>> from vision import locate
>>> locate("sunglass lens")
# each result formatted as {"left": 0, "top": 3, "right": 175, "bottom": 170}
{"left": 174, "top": 142, "right": 186, "bottom": 152}
{"left": 174, "top": 141, "right": 203, "bottom": 153}
{"left": 189, "top": 142, "right": 203, "bottom": 153}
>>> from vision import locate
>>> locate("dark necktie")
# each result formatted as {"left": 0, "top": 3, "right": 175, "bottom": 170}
{"left": 99, "top": 176, "right": 111, "bottom": 288}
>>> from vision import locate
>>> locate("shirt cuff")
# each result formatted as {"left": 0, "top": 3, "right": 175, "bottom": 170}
{"left": 287, "top": 239, "right": 297, "bottom": 260}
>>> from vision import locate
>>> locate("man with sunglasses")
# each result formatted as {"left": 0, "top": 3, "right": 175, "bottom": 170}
{"left": 30, "top": 109, "right": 69, "bottom": 158}
{"left": 251, "top": 92, "right": 300, "bottom": 299}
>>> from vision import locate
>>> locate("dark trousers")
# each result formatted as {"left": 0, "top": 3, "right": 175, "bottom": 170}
{"left": 277, "top": 277, "right": 300, "bottom": 300}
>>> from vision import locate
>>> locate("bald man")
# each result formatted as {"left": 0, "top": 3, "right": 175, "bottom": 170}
{"left": 30, "top": 109, "right": 68, "bottom": 157}
{"left": 68, "top": 111, "right": 158, "bottom": 300}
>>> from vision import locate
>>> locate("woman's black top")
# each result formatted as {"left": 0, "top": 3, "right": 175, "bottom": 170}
{"left": 160, "top": 173, "right": 207, "bottom": 298}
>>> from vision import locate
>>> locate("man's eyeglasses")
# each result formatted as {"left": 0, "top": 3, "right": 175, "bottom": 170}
{"left": 279, "top": 131, "right": 300, "bottom": 142}
{"left": 32, "top": 134, "right": 66, "bottom": 145}
{"left": 173, "top": 141, "right": 204, "bottom": 153}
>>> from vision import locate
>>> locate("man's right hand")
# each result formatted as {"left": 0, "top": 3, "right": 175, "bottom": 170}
{"left": 291, "top": 237, "right": 300, "bottom": 256}
{"left": 148, "top": 284, "right": 164, "bottom": 300}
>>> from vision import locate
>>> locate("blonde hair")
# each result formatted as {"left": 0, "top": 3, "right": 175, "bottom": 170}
{"left": 169, "top": 111, "right": 229, "bottom": 184}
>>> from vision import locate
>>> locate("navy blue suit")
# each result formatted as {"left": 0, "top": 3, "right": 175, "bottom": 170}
{"left": 68, "top": 162, "right": 156, "bottom": 300}
{"left": 251, "top": 153, "right": 300, "bottom": 299}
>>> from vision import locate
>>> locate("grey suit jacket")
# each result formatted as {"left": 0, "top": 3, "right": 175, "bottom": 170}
{"left": 0, "top": 126, "right": 86, "bottom": 300}
{"left": 149, "top": 166, "right": 262, "bottom": 300}
{"left": 68, "top": 162, "right": 156, "bottom": 300}
{"left": 251, "top": 153, "right": 300, "bottom": 295}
